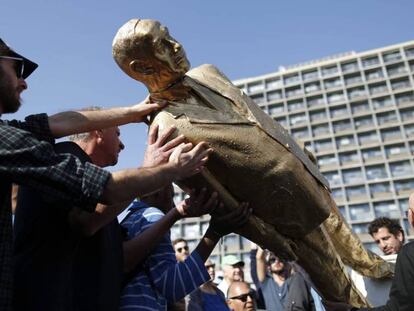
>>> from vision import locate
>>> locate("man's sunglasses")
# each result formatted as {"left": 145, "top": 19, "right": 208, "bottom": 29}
{"left": 205, "top": 263, "right": 215, "bottom": 269}
{"left": 0, "top": 55, "right": 25, "bottom": 79}
{"left": 267, "top": 257, "right": 281, "bottom": 264}
{"left": 228, "top": 290, "right": 255, "bottom": 302}
{"left": 176, "top": 245, "right": 189, "bottom": 253}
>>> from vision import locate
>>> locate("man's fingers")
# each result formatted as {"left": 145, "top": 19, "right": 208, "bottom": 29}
{"left": 161, "top": 133, "right": 185, "bottom": 151}
{"left": 147, "top": 124, "right": 159, "bottom": 145}
{"left": 157, "top": 126, "right": 178, "bottom": 147}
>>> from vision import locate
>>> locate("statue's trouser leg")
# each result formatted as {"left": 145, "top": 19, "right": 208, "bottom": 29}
{"left": 293, "top": 225, "right": 370, "bottom": 308}
{"left": 323, "top": 202, "right": 394, "bottom": 278}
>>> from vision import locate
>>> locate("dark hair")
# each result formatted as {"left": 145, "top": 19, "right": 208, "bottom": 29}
{"left": 368, "top": 217, "right": 405, "bottom": 242}
{"left": 172, "top": 238, "right": 187, "bottom": 247}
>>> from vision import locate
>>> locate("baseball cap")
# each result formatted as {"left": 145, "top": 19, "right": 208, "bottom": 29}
{"left": 222, "top": 255, "right": 244, "bottom": 267}
{"left": 0, "top": 38, "right": 38, "bottom": 78}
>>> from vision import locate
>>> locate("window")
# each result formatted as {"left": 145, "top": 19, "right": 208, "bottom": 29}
{"left": 312, "top": 124, "right": 330, "bottom": 136}
{"left": 343, "top": 168, "right": 364, "bottom": 184}
{"left": 348, "top": 87, "right": 366, "bottom": 99}
{"left": 351, "top": 101, "right": 370, "bottom": 114}
{"left": 333, "top": 120, "right": 352, "bottom": 132}
{"left": 374, "top": 201, "right": 400, "bottom": 218}
{"left": 287, "top": 100, "right": 305, "bottom": 112}
{"left": 310, "top": 109, "right": 327, "bottom": 122}
{"left": 285, "top": 86, "right": 303, "bottom": 98}
{"left": 267, "top": 90, "right": 282, "bottom": 101}
{"left": 362, "top": 148, "right": 382, "bottom": 160}
{"left": 327, "top": 92, "right": 345, "bottom": 103}
{"left": 381, "top": 127, "right": 402, "bottom": 141}
{"left": 336, "top": 135, "right": 356, "bottom": 148}
{"left": 340, "top": 151, "right": 359, "bottom": 164}
{"left": 369, "top": 182, "right": 391, "bottom": 196}
{"left": 400, "top": 108, "right": 414, "bottom": 121}
{"left": 365, "top": 165, "right": 388, "bottom": 180}
{"left": 331, "top": 188, "right": 344, "bottom": 200}
{"left": 304, "top": 82, "right": 321, "bottom": 93}
{"left": 369, "top": 83, "right": 388, "bottom": 95}
{"left": 362, "top": 56, "right": 380, "bottom": 67}
{"left": 170, "top": 226, "right": 181, "bottom": 240}
{"left": 395, "top": 179, "right": 414, "bottom": 193}
{"left": 346, "top": 186, "right": 367, "bottom": 199}
{"left": 268, "top": 104, "right": 284, "bottom": 115}
{"left": 302, "top": 70, "right": 319, "bottom": 81}
{"left": 405, "top": 124, "right": 414, "bottom": 137}
{"left": 383, "top": 50, "right": 402, "bottom": 63}
{"left": 377, "top": 111, "right": 398, "bottom": 124}
{"left": 395, "top": 92, "right": 414, "bottom": 105}
{"left": 266, "top": 78, "right": 282, "bottom": 89}
{"left": 352, "top": 223, "right": 369, "bottom": 234}
{"left": 322, "top": 65, "right": 339, "bottom": 76}
{"left": 372, "top": 96, "right": 393, "bottom": 109}
{"left": 284, "top": 74, "right": 300, "bottom": 85}
{"left": 275, "top": 117, "right": 287, "bottom": 127}
{"left": 355, "top": 116, "right": 374, "bottom": 129}
{"left": 391, "top": 78, "right": 411, "bottom": 90}
{"left": 405, "top": 47, "right": 414, "bottom": 58}
{"left": 330, "top": 105, "right": 348, "bottom": 118}
{"left": 341, "top": 61, "right": 359, "bottom": 73}
{"left": 248, "top": 82, "right": 264, "bottom": 93}
{"left": 358, "top": 131, "right": 379, "bottom": 145}
{"left": 315, "top": 139, "right": 333, "bottom": 152}
{"left": 183, "top": 223, "right": 199, "bottom": 238}
{"left": 349, "top": 204, "right": 371, "bottom": 221}
{"left": 224, "top": 235, "right": 238, "bottom": 250}
{"left": 317, "top": 154, "right": 338, "bottom": 166}
{"left": 324, "top": 78, "right": 342, "bottom": 89}
{"left": 385, "top": 144, "right": 407, "bottom": 157}
{"left": 389, "top": 161, "right": 413, "bottom": 177}
{"left": 289, "top": 113, "right": 307, "bottom": 126}
{"left": 345, "top": 74, "right": 363, "bottom": 85}
{"left": 291, "top": 127, "right": 310, "bottom": 139}
{"left": 365, "top": 68, "right": 384, "bottom": 81}
{"left": 324, "top": 171, "right": 341, "bottom": 186}
{"left": 387, "top": 64, "right": 407, "bottom": 76}
{"left": 307, "top": 96, "right": 325, "bottom": 107}
{"left": 251, "top": 94, "right": 264, "bottom": 104}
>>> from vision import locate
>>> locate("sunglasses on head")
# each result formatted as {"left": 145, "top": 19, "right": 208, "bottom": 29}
{"left": 229, "top": 290, "right": 255, "bottom": 303}
{"left": 0, "top": 55, "right": 24, "bottom": 79}
{"left": 176, "top": 245, "right": 189, "bottom": 253}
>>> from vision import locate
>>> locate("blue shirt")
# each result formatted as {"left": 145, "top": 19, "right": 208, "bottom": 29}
{"left": 120, "top": 201, "right": 209, "bottom": 310}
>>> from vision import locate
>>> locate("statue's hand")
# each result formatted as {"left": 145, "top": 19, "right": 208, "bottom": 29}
{"left": 142, "top": 124, "right": 185, "bottom": 167}
{"left": 208, "top": 202, "right": 251, "bottom": 237}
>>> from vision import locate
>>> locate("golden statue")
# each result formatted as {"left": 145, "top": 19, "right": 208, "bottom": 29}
{"left": 113, "top": 19, "right": 393, "bottom": 307}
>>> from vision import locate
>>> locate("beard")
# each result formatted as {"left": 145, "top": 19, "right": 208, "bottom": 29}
{"left": 0, "top": 68, "right": 21, "bottom": 113}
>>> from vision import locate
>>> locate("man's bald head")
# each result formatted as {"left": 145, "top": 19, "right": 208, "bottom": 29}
{"left": 227, "top": 281, "right": 255, "bottom": 311}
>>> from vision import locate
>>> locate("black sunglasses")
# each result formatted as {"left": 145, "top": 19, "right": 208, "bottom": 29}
{"left": 176, "top": 245, "right": 189, "bottom": 253}
{"left": 0, "top": 55, "right": 25, "bottom": 79}
{"left": 267, "top": 257, "right": 281, "bottom": 264}
{"left": 229, "top": 290, "right": 255, "bottom": 302}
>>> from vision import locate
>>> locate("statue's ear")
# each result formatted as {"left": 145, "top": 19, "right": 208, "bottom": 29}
{"left": 129, "top": 60, "right": 154, "bottom": 75}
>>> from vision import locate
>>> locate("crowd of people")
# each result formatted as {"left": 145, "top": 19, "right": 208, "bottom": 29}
{"left": 2, "top": 32, "right": 414, "bottom": 311}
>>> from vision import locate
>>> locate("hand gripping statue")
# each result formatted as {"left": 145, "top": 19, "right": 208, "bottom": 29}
{"left": 113, "top": 19, "right": 393, "bottom": 307}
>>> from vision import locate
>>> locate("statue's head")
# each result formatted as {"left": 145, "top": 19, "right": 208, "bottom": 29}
{"left": 112, "top": 19, "right": 190, "bottom": 89}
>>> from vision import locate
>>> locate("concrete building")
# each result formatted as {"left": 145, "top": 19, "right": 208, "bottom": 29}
{"left": 172, "top": 40, "right": 414, "bottom": 272}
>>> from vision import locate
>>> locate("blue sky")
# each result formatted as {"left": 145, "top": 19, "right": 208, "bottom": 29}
{"left": 3, "top": 0, "right": 414, "bottom": 171}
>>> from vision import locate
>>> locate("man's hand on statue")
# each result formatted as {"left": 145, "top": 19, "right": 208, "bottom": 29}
{"left": 176, "top": 188, "right": 219, "bottom": 218}
{"left": 208, "top": 202, "right": 251, "bottom": 238}
{"left": 130, "top": 96, "right": 167, "bottom": 123}
{"left": 168, "top": 141, "right": 212, "bottom": 179}
{"left": 142, "top": 124, "right": 185, "bottom": 167}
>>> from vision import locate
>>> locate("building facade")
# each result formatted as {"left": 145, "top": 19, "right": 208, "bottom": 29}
{"left": 172, "top": 40, "right": 414, "bottom": 273}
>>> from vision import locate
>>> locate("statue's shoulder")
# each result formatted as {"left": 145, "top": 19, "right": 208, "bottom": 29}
{"left": 186, "top": 64, "right": 233, "bottom": 87}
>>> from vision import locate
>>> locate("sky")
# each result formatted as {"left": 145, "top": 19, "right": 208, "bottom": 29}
{"left": 3, "top": 0, "right": 414, "bottom": 171}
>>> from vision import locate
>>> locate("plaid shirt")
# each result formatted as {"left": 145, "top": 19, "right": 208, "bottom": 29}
{"left": 0, "top": 114, "right": 110, "bottom": 310}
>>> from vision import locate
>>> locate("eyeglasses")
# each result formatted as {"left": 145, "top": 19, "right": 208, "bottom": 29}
{"left": 205, "top": 264, "right": 215, "bottom": 269}
{"left": 228, "top": 290, "right": 255, "bottom": 302}
{"left": 267, "top": 257, "right": 281, "bottom": 264}
{"left": 0, "top": 55, "right": 24, "bottom": 78}
{"left": 176, "top": 245, "right": 189, "bottom": 253}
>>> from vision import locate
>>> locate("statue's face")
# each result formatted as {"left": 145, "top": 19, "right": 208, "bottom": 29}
{"left": 146, "top": 20, "right": 190, "bottom": 75}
